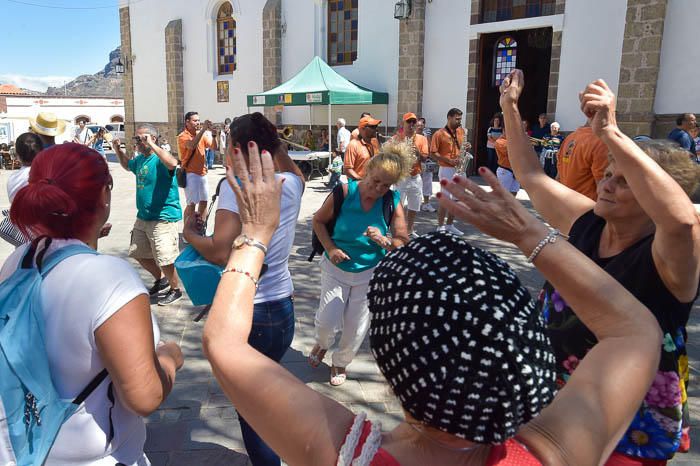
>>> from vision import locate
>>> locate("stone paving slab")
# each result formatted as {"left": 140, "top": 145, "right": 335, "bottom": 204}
{"left": 0, "top": 154, "right": 696, "bottom": 464}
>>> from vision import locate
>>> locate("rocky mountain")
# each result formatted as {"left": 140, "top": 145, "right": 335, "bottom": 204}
{"left": 46, "top": 47, "right": 123, "bottom": 98}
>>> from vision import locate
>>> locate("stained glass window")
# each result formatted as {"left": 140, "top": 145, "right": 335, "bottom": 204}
{"left": 481, "top": 0, "right": 556, "bottom": 24}
{"left": 217, "top": 3, "right": 236, "bottom": 75}
{"left": 328, "top": 0, "right": 358, "bottom": 66}
{"left": 493, "top": 36, "right": 517, "bottom": 87}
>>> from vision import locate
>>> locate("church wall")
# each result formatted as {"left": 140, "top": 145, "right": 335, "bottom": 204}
{"left": 654, "top": 0, "right": 700, "bottom": 116}
{"left": 556, "top": 0, "right": 627, "bottom": 131}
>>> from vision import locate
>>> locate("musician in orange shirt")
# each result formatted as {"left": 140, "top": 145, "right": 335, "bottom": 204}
{"left": 344, "top": 116, "right": 381, "bottom": 180}
{"left": 393, "top": 113, "right": 429, "bottom": 238}
{"left": 556, "top": 121, "right": 609, "bottom": 200}
{"left": 430, "top": 108, "right": 468, "bottom": 236}
{"left": 494, "top": 125, "right": 520, "bottom": 195}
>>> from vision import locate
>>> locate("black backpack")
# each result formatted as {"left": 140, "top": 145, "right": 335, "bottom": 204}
{"left": 308, "top": 184, "right": 395, "bottom": 262}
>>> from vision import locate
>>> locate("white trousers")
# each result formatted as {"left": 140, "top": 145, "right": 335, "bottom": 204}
{"left": 314, "top": 255, "right": 375, "bottom": 368}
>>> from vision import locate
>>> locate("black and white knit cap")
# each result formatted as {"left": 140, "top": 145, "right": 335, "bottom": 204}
{"left": 368, "top": 232, "right": 557, "bottom": 444}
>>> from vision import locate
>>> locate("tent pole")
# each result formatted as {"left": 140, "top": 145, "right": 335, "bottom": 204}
{"left": 328, "top": 103, "right": 332, "bottom": 177}
{"left": 385, "top": 105, "right": 389, "bottom": 139}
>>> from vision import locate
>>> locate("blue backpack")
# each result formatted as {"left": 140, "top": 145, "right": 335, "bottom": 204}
{"left": 0, "top": 237, "right": 113, "bottom": 466}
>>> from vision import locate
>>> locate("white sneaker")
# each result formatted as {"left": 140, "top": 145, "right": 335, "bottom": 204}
{"left": 436, "top": 225, "right": 447, "bottom": 233}
{"left": 446, "top": 224, "right": 464, "bottom": 236}
{"left": 421, "top": 203, "right": 436, "bottom": 213}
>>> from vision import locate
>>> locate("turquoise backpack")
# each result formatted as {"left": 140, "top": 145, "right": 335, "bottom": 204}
{"left": 0, "top": 237, "right": 113, "bottom": 466}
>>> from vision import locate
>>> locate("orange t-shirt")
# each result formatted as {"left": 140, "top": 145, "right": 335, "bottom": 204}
{"left": 394, "top": 133, "right": 429, "bottom": 176}
{"left": 556, "top": 126, "right": 609, "bottom": 200}
{"left": 430, "top": 127, "right": 465, "bottom": 167}
{"left": 344, "top": 138, "right": 380, "bottom": 179}
{"left": 494, "top": 136, "right": 511, "bottom": 170}
{"left": 177, "top": 130, "right": 213, "bottom": 176}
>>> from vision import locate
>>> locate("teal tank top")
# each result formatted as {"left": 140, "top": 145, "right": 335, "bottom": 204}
{"left": 327, "top": 180, "right": 400, "bottom": 273}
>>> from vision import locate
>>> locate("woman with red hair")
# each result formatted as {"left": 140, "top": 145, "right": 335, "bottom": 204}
{"left": 1, "top": 143, "right": 184, "bottom": 465}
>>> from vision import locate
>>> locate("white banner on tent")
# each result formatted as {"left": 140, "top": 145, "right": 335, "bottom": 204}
{"left": 306, "top": 93, "right": 323, "bottom": 103}
{"left": 253, "top": 96, "right": 265, "bottom": 105}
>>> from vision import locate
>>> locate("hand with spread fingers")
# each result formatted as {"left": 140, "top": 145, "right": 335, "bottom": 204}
{"left": 579, "top": 79, "right": 618, "bottom": 137}
{"left": 438, "top": 167, "right": 546, "bottom": 246}
{"left": 225, "top": 141, "right": 284, "bottom": 247}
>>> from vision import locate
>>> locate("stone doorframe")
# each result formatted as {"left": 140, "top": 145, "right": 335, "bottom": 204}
{"left": 465, "top": 0, "right": 566, "bottom": 140}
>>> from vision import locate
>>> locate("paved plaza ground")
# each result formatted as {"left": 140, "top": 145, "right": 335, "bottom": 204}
{"left": 0, "top": 153, "right": 697, "bottom": 465}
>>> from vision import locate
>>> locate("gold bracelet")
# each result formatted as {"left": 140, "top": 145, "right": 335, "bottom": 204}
{"left": 221, "top": 267, "right": 258, "bottom": 289}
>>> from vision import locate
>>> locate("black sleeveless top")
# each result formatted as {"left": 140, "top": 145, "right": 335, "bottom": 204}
{"left": 537, "top": 210, "right": 695, "bottom": 460}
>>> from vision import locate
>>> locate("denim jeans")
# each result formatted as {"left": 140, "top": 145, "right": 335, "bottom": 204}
{"left": 327, "top": 171, "right": 341, "bottom": 189}
{"left": 237, "top": 296, "right": 295, "bottom": 466}
{"left": 205, "top": 148, "right": 215, "bottom": 169}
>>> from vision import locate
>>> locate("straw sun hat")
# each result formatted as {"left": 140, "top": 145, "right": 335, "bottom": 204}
{"left": 28, "top": 112, "right": 67, "bottom": 137}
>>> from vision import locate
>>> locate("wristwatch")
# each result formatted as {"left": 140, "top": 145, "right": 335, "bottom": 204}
{"left": 232, "top": 234, "right": 268, "bottom": 256}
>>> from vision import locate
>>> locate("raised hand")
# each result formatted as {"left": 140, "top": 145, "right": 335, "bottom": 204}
{"left": 579, "top": 79, "right": 618, "bottom": 137}
{"left": 365, "top": 226, "right": 390, "bottom": 249}
{"left": 438, "top": 167, "right": 544, "bottom": 246}
{"left": 499, "top": 69, "right": 525, "bottom": 108}
{"left": 226, "top": 141, "right": 284, "bottom": 246}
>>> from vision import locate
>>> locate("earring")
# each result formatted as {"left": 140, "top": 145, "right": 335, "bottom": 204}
{"left": 105, "top": 203, "right": 110, "bottom": 208}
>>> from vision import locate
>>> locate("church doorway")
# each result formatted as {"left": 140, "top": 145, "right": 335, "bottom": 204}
{"left": 474, "top": 27, "right": 552, "bottom": 169}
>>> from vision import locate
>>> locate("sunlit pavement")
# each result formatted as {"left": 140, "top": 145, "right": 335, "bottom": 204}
{"left": 0, "top": 152, "right": 695, "bottom": 465}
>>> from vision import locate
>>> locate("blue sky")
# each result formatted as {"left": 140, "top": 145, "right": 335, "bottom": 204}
{"left": 0, "top": 0, "right": 120, "bottom": 91}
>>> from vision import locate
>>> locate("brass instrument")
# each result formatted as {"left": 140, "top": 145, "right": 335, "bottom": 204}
{"left": 278, "top": 126, "right": 294, "bottom": 139}
{"left": 455, "top": 132, "right": 473, "bottom": 176}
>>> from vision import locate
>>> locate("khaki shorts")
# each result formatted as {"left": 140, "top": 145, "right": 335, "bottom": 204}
{"left": 129, "top": 218, "right": 180, "bottom": 266}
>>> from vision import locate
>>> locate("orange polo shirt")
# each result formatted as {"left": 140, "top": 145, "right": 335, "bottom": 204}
{"left": 494, "top": 136, "right": 511, "bottom": 169}
{"left": 394, "top": 133, "right": 429, "bottom": 176}
{"left": 430, "top": 127, "right": 465, "bottom": 167}
{"left": 344, "top": 137, "right": 380, "bottom": 179}
{"left": 556, "top": 126, "right": 609, "bottom": 200}
{"left": 177, "top": 130, "right": 213, "bottom": 176}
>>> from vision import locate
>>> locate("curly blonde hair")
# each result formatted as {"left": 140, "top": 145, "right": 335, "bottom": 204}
{"left": 366, "top": 139, "right": 415, "bottom": 184}
{"left": 634, "top": 140, "right": 700, "bottom": 196}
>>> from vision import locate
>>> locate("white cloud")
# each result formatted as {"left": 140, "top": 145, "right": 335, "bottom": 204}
{"left": 0, "top": 74, "right": 76, "bottom": 92}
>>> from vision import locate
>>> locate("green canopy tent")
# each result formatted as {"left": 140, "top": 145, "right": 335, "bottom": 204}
{"left": 247, "top": 56, "right": 389, "bottom": 157}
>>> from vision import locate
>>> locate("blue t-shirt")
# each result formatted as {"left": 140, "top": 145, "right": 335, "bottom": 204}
{"left": 128, "top": 153, "right": 182, "bottom": 222}
{"left": 668, "top": 128, "right": 696, "bottom": 155}
{"left": 328, "top": 180, "right": 400, "bottom": 273}
{"left": 92, "top": 138, "right": 105, "bottom": 155}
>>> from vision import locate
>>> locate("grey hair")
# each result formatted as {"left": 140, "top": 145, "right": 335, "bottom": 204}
{"left": 551, "top": 121, "right": 560, "bottom": 129}
{"left": 136, "top": 123, "right": 159, "bottom": 138}
{"left": 337, "top": 118, "right": 346, "bottom": 127}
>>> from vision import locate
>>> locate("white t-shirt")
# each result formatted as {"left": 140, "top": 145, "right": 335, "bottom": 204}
{"left": 75, "top": 127, "right": 94, "bottom": 145}
{"left": 0, "top": 239, "right": 156, "bottom": 466}
{"left": 218, "top": 172, "right": 304, "bottom": 303}
{"left": 7, "top": 166, "right": 30, "bottom": 202}
{"left": 337, "top": 127, "right": 351, "bottom": 153}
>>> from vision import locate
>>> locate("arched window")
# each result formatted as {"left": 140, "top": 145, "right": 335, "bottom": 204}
{"left": 327, "top": 0, "right": 358, "bottom": 66}
{"left": 217, "top": 2, "right": 236, "bottom": 75}
{"left": 493, "top": 36, "right": 517, "bottom": 87}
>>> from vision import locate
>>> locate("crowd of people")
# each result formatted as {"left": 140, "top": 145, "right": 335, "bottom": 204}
{"left": 1, "top": 68, "right": 699, "bottom": 466}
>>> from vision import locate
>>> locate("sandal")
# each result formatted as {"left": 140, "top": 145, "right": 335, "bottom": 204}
{"left": 308, "top": 344, "right": 327, "bottom": 368}
{"left": 330, "top": 366, "right": 347, "bottom": 386}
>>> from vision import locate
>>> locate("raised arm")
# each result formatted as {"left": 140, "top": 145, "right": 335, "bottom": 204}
{"left": 203, "top": 144, "right": 354, "bottom": 466}
{"left": 440, "top": 171, "right": 662, "bottom": 466}
{"left": 111, "top": 138, "right": 132, "bottom": 171}
{"left": 499, "top": 70, "right": 594, "bottom": 234}
{"left": 581, "top": 80, "right": 700, "bottom": 302}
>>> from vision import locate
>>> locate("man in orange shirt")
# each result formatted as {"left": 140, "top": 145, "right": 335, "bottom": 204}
{"left": 494, "top": 125, "right": 520, "bottom": 195}
{"left": 556, "top": 120, "right": 609, "bottom": 200}
{"left": 393, "top": 112, "right": 429, "bottom": 238}
{"left": 430, "top": 108, "right": 468, "bottom": 235}
{"left": 350, "top": 112, "right": 372, "bottom": 141}
{"left": 177, "top": 111, "right": 216, "bottom": 220}
{"left": 344, "top": 116, "right": 381, "bottom": 180}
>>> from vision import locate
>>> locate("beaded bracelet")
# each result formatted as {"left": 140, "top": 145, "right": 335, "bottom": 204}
{"left": 526, "top": 229, "right": 561, "bottom": 263}
{"left": 222, "top": 267, "right": 259, "bottom": 289}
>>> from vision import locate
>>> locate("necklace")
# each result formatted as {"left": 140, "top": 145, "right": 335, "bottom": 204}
{"left": 405, "top": 422, "right": 481, "bottom": 453}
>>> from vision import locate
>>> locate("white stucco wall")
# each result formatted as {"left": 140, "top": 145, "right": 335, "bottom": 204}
{"left": 422, "top": 0, "right": 470, "bottom": 130}
{"left": 128, "top": 0, "right": 266, "bottom": 125}
{"left": 556, "top": 0, "right": 627, "bottom": 131}
{"left": 279, "top": 0, "right": 400, "bottom": 128}
{"left": 654, "top": 0, "right": 700, "bottom": 115}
